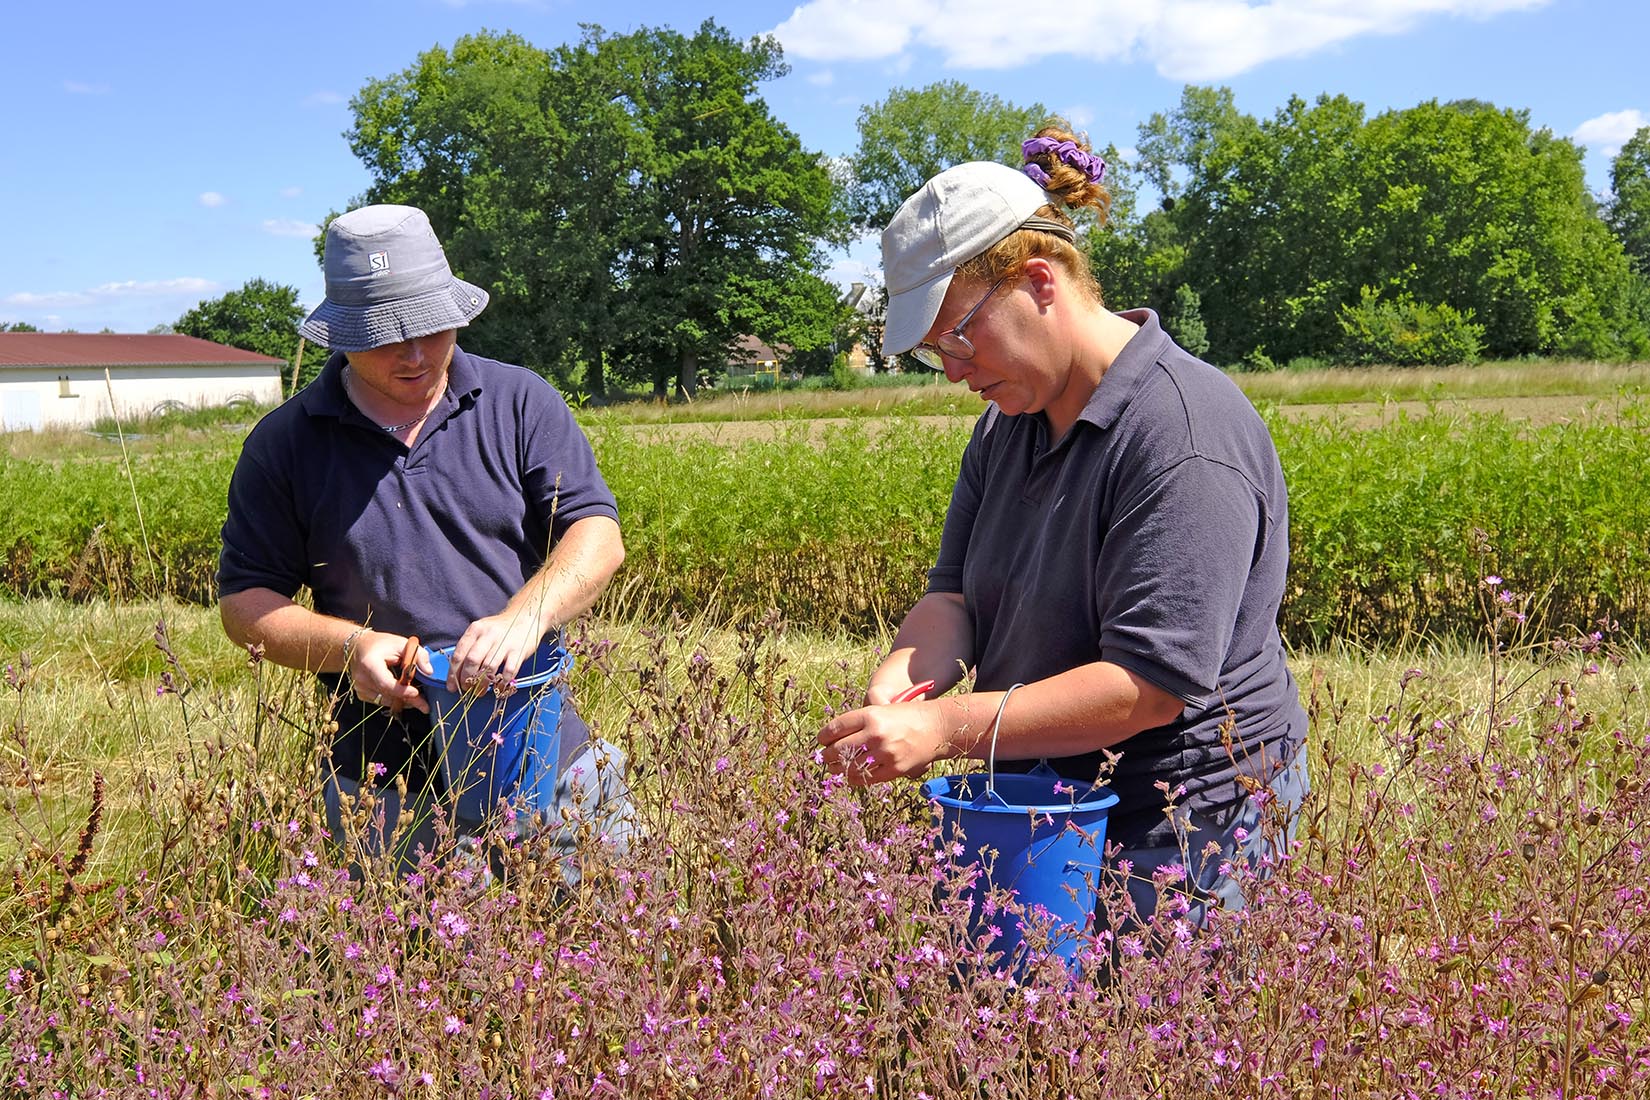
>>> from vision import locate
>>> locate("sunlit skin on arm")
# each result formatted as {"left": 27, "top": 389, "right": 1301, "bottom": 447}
{"left": 863, "top": 592, "right": 974, "bottom": 705}
{"left": 219, "top": 588, "right": 434, "bottom": 713}
{"left": 219, "top": 514, "right": 624, "bottom": 712}
{"left": 818, "top": 660, "right": 1184, "bottom": 787}
{"left": 444, "top": 514, "right": 623, "bottom": 690}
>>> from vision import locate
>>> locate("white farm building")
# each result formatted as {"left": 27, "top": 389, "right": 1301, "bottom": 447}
{"left": 0, "top": 333, "right": 285, "bottom": 431}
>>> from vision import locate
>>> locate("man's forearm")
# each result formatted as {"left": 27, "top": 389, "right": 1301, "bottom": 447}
{"left": 501, "top": 515, "right": 625, "bottom": 636}
{"left": 219, "top": 588, "right": 360, "bottom": 674}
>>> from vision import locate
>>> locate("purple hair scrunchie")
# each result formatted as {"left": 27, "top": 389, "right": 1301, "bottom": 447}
{"left": 1021, "top": 136, "right": 1107, "bottom": 185}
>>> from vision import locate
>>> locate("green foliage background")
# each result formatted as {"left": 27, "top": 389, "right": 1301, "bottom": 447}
{"left": 5, "top": 408, "right": 1650, "bottom": 645}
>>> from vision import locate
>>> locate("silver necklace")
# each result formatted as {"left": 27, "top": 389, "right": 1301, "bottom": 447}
{"left": 342, "top": 366, "right": 437, "bottom": 434}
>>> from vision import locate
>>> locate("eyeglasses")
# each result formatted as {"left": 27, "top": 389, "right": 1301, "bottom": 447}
{"left": 910, "top": 275, "right": 1010, "bottom": 371}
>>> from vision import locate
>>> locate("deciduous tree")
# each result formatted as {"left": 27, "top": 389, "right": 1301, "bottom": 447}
{"left": 174, "top": 278, "right": 305, "bottom": 383}
{"left": 848, "top": 82, "right": 1047, "bottom": 233}
{"left": 341, "top": 23, "right": 845, "bottom": 399}
{"left": 1608, "top": 126, "right": 1650, "bottom": 276}
{"left": 1139, "top": 89, "right": 1647, "bottom": 363}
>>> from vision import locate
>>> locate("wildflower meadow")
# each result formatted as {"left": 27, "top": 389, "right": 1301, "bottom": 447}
{"left": 4, "top": 397, "right": 1650, "bottom": 1097}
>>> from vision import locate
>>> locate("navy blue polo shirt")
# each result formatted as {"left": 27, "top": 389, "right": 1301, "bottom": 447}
{"left": 930, "top": 309, "right": 1306, "bottom": 848}
{"left": 218, "top": 347, "right": 619, "bottom": 784}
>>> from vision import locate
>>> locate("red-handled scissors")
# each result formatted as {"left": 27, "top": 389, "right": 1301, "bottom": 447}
{"left": 890, "top": 680, "right": 936, "bottom": 703}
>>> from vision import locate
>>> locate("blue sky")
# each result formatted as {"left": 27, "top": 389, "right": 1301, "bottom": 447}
{"left": 3, "top": 0, "right": 1645, "bottom": 333}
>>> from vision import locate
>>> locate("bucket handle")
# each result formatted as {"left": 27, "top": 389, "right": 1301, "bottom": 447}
{"left": 984, "top": 682, "right": 1025, "bottom": 801}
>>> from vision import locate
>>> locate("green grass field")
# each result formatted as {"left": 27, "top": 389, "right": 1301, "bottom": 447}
{"left": 7, "top": 358, "right": 1647, "bottom": 463}
{"left": 6, "top": 361, "right": 1650, "bottom": 1092}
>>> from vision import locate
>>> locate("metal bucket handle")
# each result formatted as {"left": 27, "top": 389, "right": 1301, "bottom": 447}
{"left": 969, "top": 682, "right": 1025, "bottom": 810}
{"left": 969, "top": 682, "right": 1086, "bottom": 810}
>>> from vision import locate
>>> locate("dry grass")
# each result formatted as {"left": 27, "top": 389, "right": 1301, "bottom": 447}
{"left": 7, "top": 596, "right": 1646, "bottom": 888}
{"left": 1238, "top": 358, "right": 1650, "bottom": 405}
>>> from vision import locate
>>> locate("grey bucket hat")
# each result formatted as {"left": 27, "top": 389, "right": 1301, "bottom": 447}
{"left": 300, "top": 205, "right": 488, "bottom": 352}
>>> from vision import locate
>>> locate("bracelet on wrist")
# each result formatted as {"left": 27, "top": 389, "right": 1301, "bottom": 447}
{"left": 340, "top": 625, "right": 368, "bottom": 668}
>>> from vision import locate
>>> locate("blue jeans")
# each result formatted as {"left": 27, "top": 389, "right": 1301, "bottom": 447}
{"left": 1105, "top": 749, "right": 1310, "bottom": 929}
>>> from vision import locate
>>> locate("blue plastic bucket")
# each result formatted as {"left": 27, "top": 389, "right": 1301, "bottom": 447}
{"left": 923, "top": 767, "right": 1119, "bottom": 971}
{"left": 414, "top": 642, "right": 576, "bottom": 827}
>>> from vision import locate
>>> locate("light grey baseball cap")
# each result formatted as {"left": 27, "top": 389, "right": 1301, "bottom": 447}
{"left": 880, "top": 161, "right": 1051, "bottom": 357}
{"left": 299, "top": 205, "right": 488, "bottom": 352}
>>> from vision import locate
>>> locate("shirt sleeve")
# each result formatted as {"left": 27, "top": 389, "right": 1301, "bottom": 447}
{"left": 1096, "top": 454, "right": 1263, "bottom": 706}
{"left": 520, "top": 382, "right": 619, "bottom": 541}
{"left": 216, "top": 440, "right": 309, "bottom": 600}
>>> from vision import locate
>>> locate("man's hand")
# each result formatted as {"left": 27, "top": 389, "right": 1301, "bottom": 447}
{"left": 348, "top": 630, "right": 432, "bottom": 714}
{"left": 818, "top": 700, "right": 954, "bottom": 786}
{"left": 447, "top": 612, "right": 543, "bottom": 694}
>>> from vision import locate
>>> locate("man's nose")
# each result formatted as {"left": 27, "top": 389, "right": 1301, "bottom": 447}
{"left": 942, "top": 358, "right": 971, "bottom": 385}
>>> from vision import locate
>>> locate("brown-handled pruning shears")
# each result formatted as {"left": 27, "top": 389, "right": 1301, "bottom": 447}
{"left": 388, "top": 635, "right": 420, "bottom": 718}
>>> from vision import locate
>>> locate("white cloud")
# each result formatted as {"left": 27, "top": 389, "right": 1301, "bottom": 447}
{"left": 807, "top": 69, "right": 836, "bottom": 86}
{"left": 279, "top": 185, "right": 304, "bottom": 199}
{"left": 262, "top": 218, "right": 319, "bottom": 239}
{"left": 303, "top": 90, "right": 345, "bottom": 107}
{"left": 4, "top": 278, "right": 219, "bottom": 311}
{"left": 199, "top": 191, "right": 228, "bottom": 208}
{"left": 63, "top": 80, "right": 110, "bottom": 95}
{"left": 772, "top": 0, "right": 1550, "bottom": 81}
{"left": 1573, "top": 110, "right": 1649, "bottom": 159}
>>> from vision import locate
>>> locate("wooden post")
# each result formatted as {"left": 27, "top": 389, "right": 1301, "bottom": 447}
{"left": 290, "top": 337, "right": 307, "bottom": 398}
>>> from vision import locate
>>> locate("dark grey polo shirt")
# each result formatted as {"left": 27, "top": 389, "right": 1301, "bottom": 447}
{"left": 930, "top": 309, "right": 1306, "bottom": 848}
{"left": 218, "top": 347, "right": 618, "bottom": 785}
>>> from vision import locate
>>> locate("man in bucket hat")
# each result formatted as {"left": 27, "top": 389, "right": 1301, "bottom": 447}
{"left": 218, "top": 204, "right": 630, "bottom": 875}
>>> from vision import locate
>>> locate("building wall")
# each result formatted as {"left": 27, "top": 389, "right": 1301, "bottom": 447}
{"left": 0, "top": 364, "right": 283, "bottom": 431}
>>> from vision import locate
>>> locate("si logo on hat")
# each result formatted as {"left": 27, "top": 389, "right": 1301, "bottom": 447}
{"left": 368, "top": 250, "right": 390, "bottom": 273}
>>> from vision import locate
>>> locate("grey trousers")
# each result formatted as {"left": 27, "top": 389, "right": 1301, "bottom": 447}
{"left": 1107, "top": 749, "right": 1310, "bottom": 929}
{"left": 322, "top": 738, "right": 636, "bottom": 882}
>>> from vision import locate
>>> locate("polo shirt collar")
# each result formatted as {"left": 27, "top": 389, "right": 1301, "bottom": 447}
{"left": 1074, "top": 308, "right": 1170, "bottom": 433}
{"left": 298, "top": 345, "right": 484, "bottom": 423}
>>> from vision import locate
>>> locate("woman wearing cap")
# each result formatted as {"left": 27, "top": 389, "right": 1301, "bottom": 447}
{"left": 818, "top": 125, "right": 1308, "bottom": 924}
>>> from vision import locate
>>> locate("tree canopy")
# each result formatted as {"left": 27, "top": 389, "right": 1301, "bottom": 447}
{"left": 326, "top": 37, "right": 1647, "bottom": 380}
{"left": 1609, "top": 127, "right": 1650, "bottom": 277}
{"left": 174, "top": 278, "right": 307, "bottom": 388}
{"left": 1116, "top": 90, "right": 1649, "bottom": 364}
{"left": 341, "top": 22, "right": 845, "bottom": 397}
{"left": 848, "top": 82, "right": 1048, "bottom": 233}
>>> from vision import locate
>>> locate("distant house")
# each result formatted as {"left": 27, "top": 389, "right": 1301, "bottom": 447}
{"left": 840, "top": 282, "right": 881, "bottom": 375}
{"left": 0, "top": 333, "right": 285, "bottom": 431}
{"left": 723, "top": 335, "right": 787, "bottom": 384}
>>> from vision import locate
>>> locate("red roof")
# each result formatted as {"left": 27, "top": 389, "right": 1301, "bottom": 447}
{"left": 729, "top": 334, "right": 786, "bottom": 363}
{"left": 0, "top": 333, "right": 285, "bottom": 367}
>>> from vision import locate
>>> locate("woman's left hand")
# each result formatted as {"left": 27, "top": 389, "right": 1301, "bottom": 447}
{"left": 818, "top": 701, "right": 952, "bottom": 786}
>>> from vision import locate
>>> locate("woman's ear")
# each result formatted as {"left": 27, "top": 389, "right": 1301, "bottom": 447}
{"left": 1022, "top": 257, "right": 1059, "bottom": 307}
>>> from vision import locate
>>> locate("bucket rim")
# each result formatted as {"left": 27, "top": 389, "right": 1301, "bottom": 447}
{"left": 922, "top": 773, "right": 1120, "bottom": 815}
{"left": 414, "top": 642, "right": 572, "bottom": 693}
